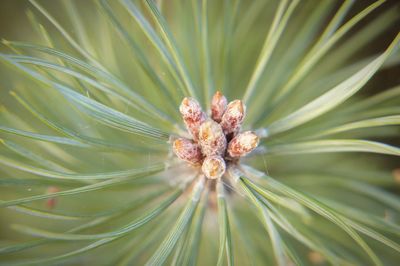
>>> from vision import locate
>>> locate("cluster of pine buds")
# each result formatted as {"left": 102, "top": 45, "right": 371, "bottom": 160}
{"left": 173, "top": 91, "right": 259, "bottom": 179}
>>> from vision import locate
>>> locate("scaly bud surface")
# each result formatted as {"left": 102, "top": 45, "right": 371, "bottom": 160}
{"left": 173, "top": 138, "right": 203, "bottom": 165}
{"left": 179, "top": 97, "right": 206, "bottom": 140}
{"left": 174, "top": 92, "right": 258, "bottom": 180}
{"left": 220, "top": 100, "right": 246, "bottom": 135}
{"left": 211, "top": 91, "right": 227, "bottom": 122}
{"left": 198, "top": 120, "right": 227, "bottom": 156}
{"left": 202, "top": 155, "right": 226, "bottom": 179}
{"left": 227, "top": 131, "right": 259, "bottom": 158}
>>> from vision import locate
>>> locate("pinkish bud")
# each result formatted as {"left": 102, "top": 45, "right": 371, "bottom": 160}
{"left": 179, "top": 97, "right": 204, "bottom": 120}
{"left": 227, "top": 131, "right": 259, "bottom": 158}
{"left": 198, "top": 120, "right": 227, "bottom": 156}
{"left": 179, "top": 97, "right": 206, "bottom": 140}
{"left": 173, "top": 138, "right": 203, "bottom": 165}
{"left": 211, "top": 91, "right": 227, "bottom": 122}
{"left": 220, "top": 100, "right": 246, "bottom": 135}
{"left": 202, "top": 155, "right": 226, "bottom": 179}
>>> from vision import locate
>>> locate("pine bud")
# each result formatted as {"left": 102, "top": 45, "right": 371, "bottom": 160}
{"left": 227, "top": 131, "right": 259, "bottom": 158}
{"left": 173, "top": 138, "right": 203, "bottom": 165}
{"left": 211, "top": 91, "right": 227, "bottom": 122}
{"left": 220, "top": 100, "right": 246, "bottom": 135}
{"left": 202, "top": 155, "right": 226, "bottom": 179}
{"left": 179, "top": 97, "right": 206, "bottom": 140}
{"left": 179, "top": 97, "right": 204, "bottom": 121}
{"left": 198, "top": 120, "right": 227, "bottom": 156}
